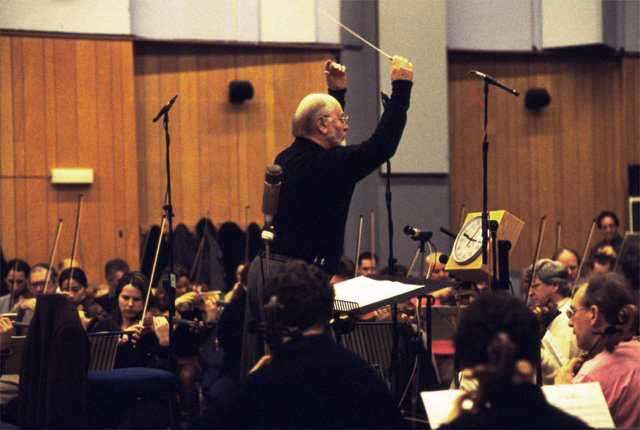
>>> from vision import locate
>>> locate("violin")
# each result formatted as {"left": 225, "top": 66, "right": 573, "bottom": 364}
{"left": 531, "top": 299, "right": 561, "bottom": 335}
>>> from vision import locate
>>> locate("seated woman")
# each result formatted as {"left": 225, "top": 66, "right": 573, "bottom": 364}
{"left": 91, "top": 272, "right": 169, "bottom": 369}
{"left": 59, "top": 267, "right": 107, "bottom": 332}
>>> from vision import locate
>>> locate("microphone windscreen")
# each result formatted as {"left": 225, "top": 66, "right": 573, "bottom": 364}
{"left": 438, "top": 254, "right": 449, "bottom": 264}
{"left": 262, "top": 165, "right": 282, "bottom": 217}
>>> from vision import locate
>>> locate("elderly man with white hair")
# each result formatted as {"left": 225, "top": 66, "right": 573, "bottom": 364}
{"left": 525, "top": 258, "right": 580, "bottom": 384}
{"left": 241, "top": 56, "right": 414, "bottom": 375}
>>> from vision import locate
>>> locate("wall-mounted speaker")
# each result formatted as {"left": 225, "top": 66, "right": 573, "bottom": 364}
{"left": 229, "top": 81, "right": 254, "bottom": 104}
{"left": 525, "top": 88, "right": 551, "bottom": 109}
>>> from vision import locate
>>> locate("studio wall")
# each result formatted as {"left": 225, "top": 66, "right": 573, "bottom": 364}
{"left": 0, "top": 33, "right": 139, "bottom": 283}
{"left": 448, "top": 50, "right": 640, "bottom": 270}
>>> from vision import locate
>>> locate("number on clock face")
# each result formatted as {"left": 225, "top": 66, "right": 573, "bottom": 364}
{"left": 452, "top": 216, "right": 484, "bottom": 265}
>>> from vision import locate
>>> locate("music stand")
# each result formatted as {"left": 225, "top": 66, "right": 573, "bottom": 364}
{"left": 88, "top": 331, "right": 125, "bottom": 371}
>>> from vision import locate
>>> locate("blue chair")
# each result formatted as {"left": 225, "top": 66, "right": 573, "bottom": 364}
{"left": 87, "top": 367, "right": 176, "bottom": 428}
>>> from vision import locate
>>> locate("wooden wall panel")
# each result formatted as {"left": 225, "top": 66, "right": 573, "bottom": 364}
{"left": 449, "top": 51, "right": 640, "bottom": 270}
{"left": 0, "top": 34, "right": 139, "bottom": 285}
{"left": 134, "top": 44, "right": 331, "bottom": 229}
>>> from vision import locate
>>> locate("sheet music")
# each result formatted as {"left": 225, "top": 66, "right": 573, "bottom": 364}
{"left": 421, "top": 389, "right": 463, "bottom": 429}
{"left": 542, "top": 382, "right": 614, "bottom": 428}
{"left": 333, "top": 276, "right": 425, "bottom": 311}
{"left": 422, "top": 382, "right": 614, "bottom": 429}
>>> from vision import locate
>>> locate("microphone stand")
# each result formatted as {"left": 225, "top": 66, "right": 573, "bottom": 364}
{"left": 381, "top": 92, "right": 401, "bottom": 406}
{"left": 154, "top": 95, "right": 178, "bottom": 372}
{"left": 481, "top": 80, "right": 490, "bottom": 271}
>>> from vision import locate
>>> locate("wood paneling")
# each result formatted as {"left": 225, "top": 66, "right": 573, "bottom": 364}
{"left": 134, "top": 43, "right": 331, "bottom": 229}
{"left": 0, "top": 34, "right": 139, "bottom": 284}
{"left": 449, "top": 51, "right": 640, "bottom": 270}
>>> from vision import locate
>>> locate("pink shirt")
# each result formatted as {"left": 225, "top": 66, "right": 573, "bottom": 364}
{"left": 573, "top": 339, "right": 640, "bottom": 428}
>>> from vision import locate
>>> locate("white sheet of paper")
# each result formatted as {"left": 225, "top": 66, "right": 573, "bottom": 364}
{"left": 421, "top": 389, "right": 463, "bottom": 429}
{"left": 542, "top": 382, "right": 614, "bottom": 428}
{"left": 422, "top": 382, "right": 614, "bottom": 429}
{"left": 333, "top": 276, "right": 423, "bottom": 308}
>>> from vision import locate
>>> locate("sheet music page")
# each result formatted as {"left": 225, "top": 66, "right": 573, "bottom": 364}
{"left": 422, "top": 382, "right": 614, "bottom": 429}
{"left": 421, "top": 389, "right": 463, "bottom": 429}
{"left": 333, "top": 276, "right": 423, "bottom": 308}
{"left": 542, "top": 382, "right": 614, "bottom": 428}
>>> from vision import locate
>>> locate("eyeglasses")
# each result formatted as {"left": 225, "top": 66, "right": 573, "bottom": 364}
{"left": 566, "top": 307, "right": 587, "bottom": 319}
{"left": 322, "top": 114, "right": 349, "bottom": 124}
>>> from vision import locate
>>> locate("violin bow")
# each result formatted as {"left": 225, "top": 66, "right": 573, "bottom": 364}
{"left": 573, "top": 219, "right": 596, "bottom": 289}
{"left": 524, "top": 215, "right": 547, "bottom": 306}
{"left": 141, "top": 215, "right": 167, "bottom": 323}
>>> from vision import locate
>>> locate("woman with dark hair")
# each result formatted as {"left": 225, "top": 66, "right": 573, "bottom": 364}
{"left": 92, "top": 272, "right": 169, "bottom": 369}
{"left": 59, "top": 267, "right": 106, "bottom": 332}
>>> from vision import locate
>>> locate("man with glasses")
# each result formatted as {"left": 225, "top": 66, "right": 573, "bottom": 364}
{"left": 556, "top": 272, "right": 639, "bottom": 428}
{"left": 242, "top": 57, "right": 413, "bottom": 375}
{"left": 524, "top": 258, "right": 579, "bottom": 384}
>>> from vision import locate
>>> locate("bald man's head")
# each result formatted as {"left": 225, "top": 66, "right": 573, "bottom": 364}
{"left": 292, "top": 94, "right": 341, "bottom": 137}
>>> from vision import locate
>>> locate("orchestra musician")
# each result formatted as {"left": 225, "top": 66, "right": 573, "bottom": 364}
{"left": 555, "top": 272, "right": 639, "bottom": 428}
{"left": 441, "top": 293, "right": 588, "bottom": 429}
{"left": 524, "top": 259, "right": 579, "bottom": 384}
{"left": 91, "top": 271, "right": 170, "bottom": 369}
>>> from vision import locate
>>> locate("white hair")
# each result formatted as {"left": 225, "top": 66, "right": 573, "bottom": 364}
{"left": 291, "top": 93, "right": 340, "bottom": 137}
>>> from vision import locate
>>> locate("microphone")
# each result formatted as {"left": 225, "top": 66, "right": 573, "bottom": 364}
{"left": 403, "top": 225, "right": 432, "bottom": 241}
{"left": 261, "top": 164, "right": 282, "bottom": 235}
{"left": 152, "top": 94, "right": 179, "bottom": 122}
{"left": 438, "top": 254, "right": 449, "bottom": 265}
{"left": 469, "top": 70, "right": 520, "bottom": 96}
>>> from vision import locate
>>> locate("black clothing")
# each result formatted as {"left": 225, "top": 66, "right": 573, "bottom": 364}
{"left": 588, "top": 233, "right": 624, "bottom": 261}
{"left": 217, "top": 288, "right": 246, "bottom": 379}
{"left": 439, "top": 383, "right": 589, "bottom": 429}
{"left": 224, "top": 333, "right": 402, "bottom": 429}
{"left": 18, "top": 294, "right": 90, "bottom": 429}
{"left": 91, "top": 319, "right": 168, "bottom": 369}
{"left": 95, "top": 292, "right": 114, "bottom": 314}
{"left": 271, "top": 80, "right": 412, "bottom": 274}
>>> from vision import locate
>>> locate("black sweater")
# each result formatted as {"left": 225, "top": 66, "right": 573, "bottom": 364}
{"left": 271, "top": 80, "right": 412, "bottom": 273}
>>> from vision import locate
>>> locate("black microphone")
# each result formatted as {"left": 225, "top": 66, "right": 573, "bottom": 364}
{"left": 261, "top": 164, "right": 282, "bottom": 231}
{"left": 438, "top": 254, "right": 449, "bottom": 265}
{"left": 403, "top": 225, "right": 432, "bottom": 241}
{"left": 469, "top": 70, "right": 519, "bottom": 96}
{"left": 152, "top": 94, "right": 179, "bottom": 122}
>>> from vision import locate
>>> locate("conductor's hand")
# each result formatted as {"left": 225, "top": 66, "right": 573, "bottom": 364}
{"left": 390, "top": 56, "right": 413, "bottom": 82}
{"left": 325, "top": 60, "right": 346, "bottom": 90}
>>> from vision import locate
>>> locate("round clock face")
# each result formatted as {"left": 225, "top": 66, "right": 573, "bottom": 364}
{"left": 452, "top": 216, "right": 485, "bottom": 265}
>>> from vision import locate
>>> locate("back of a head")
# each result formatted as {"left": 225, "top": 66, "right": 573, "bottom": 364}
{"left": 291, "top": 93, "right": 337, "bottom": 137}
{"left": 264, "top": 260, "right": 334, "bottom": 332}
{"left": 455, "top": 292, "right": 540, "bottom": 369}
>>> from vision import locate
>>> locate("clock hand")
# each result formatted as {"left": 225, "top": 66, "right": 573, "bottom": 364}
{"left": 463, "top": 233, "right": 480, "bottom": 243}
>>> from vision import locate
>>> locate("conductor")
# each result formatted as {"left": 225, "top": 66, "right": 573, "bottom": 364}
{"left": 241, "top": 56, "right": 414, "bottom": 375}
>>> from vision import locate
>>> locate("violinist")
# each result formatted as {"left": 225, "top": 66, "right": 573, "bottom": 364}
{"left": 91, "top": 272, "right": 170, "bottom": 369}
{"left": 59, "top": 267, "right": 106, "bottom": 332}
{"left": 525, "top": 259, "right": 579, "bottom": 384}
{"left": 440, "top": 293, "right": 588, "bottom": 429}
{"left": 0, "top": 259, "right": 32, "bottom": 314}
{"left": 555, "top": 273, "right": 639, "bottom": 428}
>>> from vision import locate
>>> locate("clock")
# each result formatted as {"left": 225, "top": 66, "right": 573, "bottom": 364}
{"left": 452, "top": 215, "right": 485, "bottom": 265}
{"left": 445, "top": 210, "right": 524, "bottom": 282}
